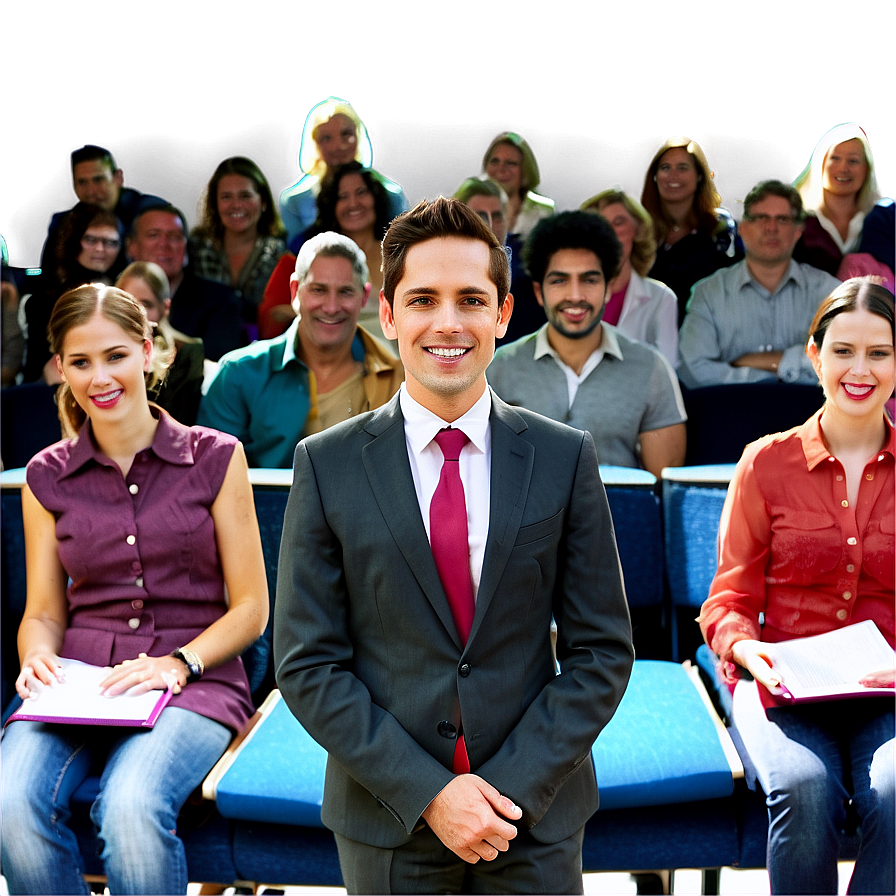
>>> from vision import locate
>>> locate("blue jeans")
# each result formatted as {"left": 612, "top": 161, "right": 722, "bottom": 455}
{"left": 733, "top": 680, "right": 895, "bottom": 895}
{"left": 1, "top": 707, "right": 230, "bottom": 895}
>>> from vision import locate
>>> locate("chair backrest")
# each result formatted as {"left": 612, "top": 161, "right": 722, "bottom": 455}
{"left": 601, "top": 467, "right": 663, "bottom": 611}
{"left": 1, "top": 382, "right": 63, "bottom": 469}
{"left": 661, "top": 465, "right": 735, "bottom": 660}
{"left": 681, "top": 382, "right": 823, "bottom": 465}
{"left": 243, "top": 471, "right": 293, "bottom": 703}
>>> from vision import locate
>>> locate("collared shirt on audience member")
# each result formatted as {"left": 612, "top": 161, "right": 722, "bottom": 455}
{"left": 198, "top": 232, "right": 403, "bottom": 468}
{"left": 127, "top": 204, "right": 243, "bottom": 361}
{"left": 487, "top": 211, "right": 686, "bottom": 478}
{"left": 678, "top": 180, "right": 841, "bottom": 389}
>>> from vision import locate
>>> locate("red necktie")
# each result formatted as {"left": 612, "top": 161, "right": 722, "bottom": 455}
{"left": 430, "top": 427, "right": 474, "bottom": 774}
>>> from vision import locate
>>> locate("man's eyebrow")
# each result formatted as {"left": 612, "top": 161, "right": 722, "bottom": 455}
{"left": 545, "top": 269, "right": 602, "bottom": 278}
{"left": 402, "top": 286, "right": 490, "bottom": 297}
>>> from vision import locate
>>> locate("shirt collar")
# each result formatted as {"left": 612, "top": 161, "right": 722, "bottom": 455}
{"left": 740, "top": 259, "right": 801, "bottom": 297}
{"left": 282, "top": 318, "right": 366, "bottom": 371}
{"left": 799, "top": 408, "right": 896, "bottom": 471}
{"left": 59, "top": 408, "right": 195, "bottom": 479}
{"left": 532, "top": 322, "right": 624, "bottom": 363}
{"left": 398, "top": 382, "right": 491, "bottom": 457}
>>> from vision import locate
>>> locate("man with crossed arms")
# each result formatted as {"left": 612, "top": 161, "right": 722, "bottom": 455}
{"left": 274, "top": 197, "right": 633, "bottom": 894}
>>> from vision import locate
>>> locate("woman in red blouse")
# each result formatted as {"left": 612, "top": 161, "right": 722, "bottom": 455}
{"left": 1, "top": 284, "right": 269, "bottom": 894}
{"left": 699, "top": 278, "right": 894, "bottom": 894}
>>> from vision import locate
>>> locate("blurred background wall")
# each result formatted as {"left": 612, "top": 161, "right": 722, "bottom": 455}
{"left": 2, "top": 0, "right": 891, "bottom": 266}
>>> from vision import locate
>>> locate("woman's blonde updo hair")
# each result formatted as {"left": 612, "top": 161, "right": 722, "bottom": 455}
{"left": 49, "top": 283, "right": 173, "bottom": 437}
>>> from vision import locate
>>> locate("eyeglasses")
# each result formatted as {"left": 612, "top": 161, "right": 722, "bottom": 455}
{"left": 82, "top": 234, "right": 121, "bottom": 249}
{"left": 743, "top": 214, "right": 799, "bottom": 227}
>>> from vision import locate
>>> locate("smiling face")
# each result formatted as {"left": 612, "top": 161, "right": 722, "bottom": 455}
{"left": 314, "top": 113, "right": 359, "bottom": 168}
{"left": 822, "top": 138, "right": 869, "bottom": 200}
{"left": 78, "top": 225, "right": 121, "bottom": 272}
{"left": 655, "top": 147, "right": 700, "bottom": 206}
{"left": 127, "top": 210, "right": 187, "bottom": 281}
{"left": 216, "top": 174, "right": 264, "bottom": 236}
{"left": 485, "top": 143, "right": 524, "bottom": 197}
{"left": 808, "top": 307, "right": 895, "bottom": 422}
{"left": 334, "top": 172, "right": 376, "bottom": 235}
{"left": 534, "top": 248, "right": 607, "bottom": 341}
{"left": 380, "top": 236, "right": 512, "bottom": 420}
{"left": 56, "top": 311, "right": 152, "bottom": 424}
{"left": 740, "top": 194, "right": 803, "bottom": 266}
{"left": 291, "top": 254, "right": 370, "bottom": 353}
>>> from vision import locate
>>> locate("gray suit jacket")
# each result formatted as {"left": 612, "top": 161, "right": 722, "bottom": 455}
{"left": 274, "top": 391, "right": 634, "bottom": 849}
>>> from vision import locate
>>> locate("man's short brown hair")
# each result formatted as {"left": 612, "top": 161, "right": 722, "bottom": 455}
{"left": 381, "top": 197, "right": 511, "bottom": 308}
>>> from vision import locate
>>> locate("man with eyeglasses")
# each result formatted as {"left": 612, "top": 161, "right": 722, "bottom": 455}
{"left": 127, "top": 204, "right": 243, "bottom": 360}
{"left": 678, "top": 180, "right": 841, "bottom": 387}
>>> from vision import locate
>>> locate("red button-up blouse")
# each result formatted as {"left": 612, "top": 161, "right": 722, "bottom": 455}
{"left": 699, "top": 410, "right": 895, "bottom": 687}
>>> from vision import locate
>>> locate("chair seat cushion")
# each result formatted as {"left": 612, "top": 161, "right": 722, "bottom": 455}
{"left": 215, "top": 660, "right": 736, "bottom": 825}
{"left": 214, "top": 692, "right": 327, "bottom": 826}
{"left": 592, "top": 660, "right": 735, "bottom": 809}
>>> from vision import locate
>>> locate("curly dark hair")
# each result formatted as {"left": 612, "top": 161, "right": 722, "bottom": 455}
{"left": 310, "top": 161, "right": 393, "bottom": 240}
{"left": 522, "top": 210, "right": 622, "bottom": 285}
{"left": 54, "top": 202, "right": 123, "bottom": 289}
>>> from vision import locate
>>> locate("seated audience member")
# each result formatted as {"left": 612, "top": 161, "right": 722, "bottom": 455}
{"left": 792, "top": 123, "right": 884, "bottom": 277}
{"left": 2, "top": 237, "right": 24, "bottom": 386}
{"left": 23, "top": 203, "right": 125, "bottom": 383}
{"left": 482, "top": 132, "right": 554, "bottom": 240}
{"left": 487, "top": 211, "right": 686, "bottom": 478}
{"left": 116, "top": 262, "right": 205, "bottom": 426}
{"left": 698, "top": 279, "right": 894, "bottom": 896}
{"left": 198, "top": 233, "right": 403, "bottom": 468}
{"left": 279, "top": 96, "right": 408, "bottom": 244}
{"left": 40, "top": 144, "right": 161, "bottom": 272}
{"left": 640, "top": 136, "right": 742, "bottom": 323}
{"left": 581, "top": 189, "right": 679, "bottom": 366}
{"left": 127, "top": 204, "right": 243, "bottom": 360}
{"left": 0, "top": 283, "right": 268, "bottom": 896}
{"left": 453, "top": 176, "right": 540, "bottom": 344}
{"left": 263, "top": 164, "right": 395, "bottom": 344}
{"left": 188, "top": 157, "right": 288, "bottom": 332}
{"left": 678, "top": 180, "right": 841, "bottom": 389}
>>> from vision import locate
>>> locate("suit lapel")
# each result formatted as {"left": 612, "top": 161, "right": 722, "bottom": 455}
{"left": 470, "top": 396, "right": 534, "bottom": 644}
{"left": 361, "top": 396, "right": 464, "bottom": 647}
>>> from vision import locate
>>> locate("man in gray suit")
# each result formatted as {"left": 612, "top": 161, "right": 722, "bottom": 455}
{"left": 274, "top": 198, "right": 634, "bottom": 894}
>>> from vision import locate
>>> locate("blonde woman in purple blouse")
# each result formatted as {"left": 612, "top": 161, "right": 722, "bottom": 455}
{"left": 0, "top": 284, "right": 269, "bottom": 894}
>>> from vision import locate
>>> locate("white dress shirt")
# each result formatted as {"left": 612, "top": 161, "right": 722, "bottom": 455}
{"left": 398, "top": 383, "right": 492, "bottom": 598}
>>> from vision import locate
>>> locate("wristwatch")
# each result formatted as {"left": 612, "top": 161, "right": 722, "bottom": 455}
{"left": 170, "top": 647, "right": 204, "bottom": 684}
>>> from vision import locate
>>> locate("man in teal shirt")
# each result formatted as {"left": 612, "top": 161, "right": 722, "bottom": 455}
{"left": 198, "top": 233, "right": 403, "bottom": 468}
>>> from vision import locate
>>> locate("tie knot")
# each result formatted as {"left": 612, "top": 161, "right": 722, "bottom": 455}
{"left": 434, "top": 428, "right": 469, "bottom": 461}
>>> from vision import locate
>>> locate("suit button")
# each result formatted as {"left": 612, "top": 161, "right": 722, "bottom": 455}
{"left": 459, "top": 663, "right": 471, "bottom": 677}
{"left": 437, "top": 721, "right": 457, "bottom": 739}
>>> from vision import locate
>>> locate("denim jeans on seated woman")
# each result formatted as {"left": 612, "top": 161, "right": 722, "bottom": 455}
{"left": 0, "top": 706, "right": 230, "bottom": 895}
{"left": 733, "top": 679, "right": 895, "bottom": 896}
